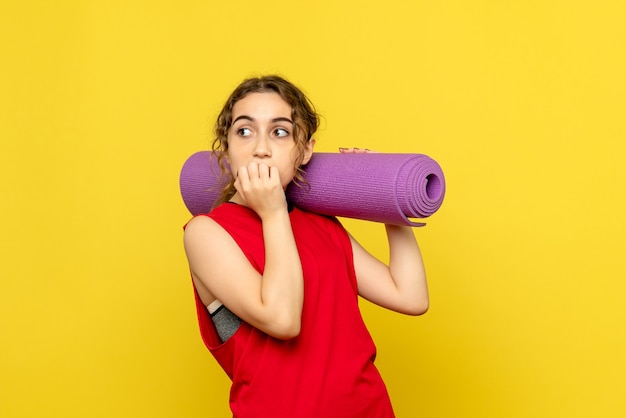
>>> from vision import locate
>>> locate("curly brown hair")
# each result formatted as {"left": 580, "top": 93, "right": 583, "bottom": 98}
{"left": 211, "top": 75, "right": 320, "bottom": 206}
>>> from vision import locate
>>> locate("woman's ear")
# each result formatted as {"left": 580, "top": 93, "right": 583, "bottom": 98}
{"left": 301, "top": 138, "right": 316, "bottom": 165}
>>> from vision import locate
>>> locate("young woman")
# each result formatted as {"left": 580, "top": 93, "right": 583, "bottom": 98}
{"left": 183, "top": 75, "right": 429, "bottom": 417}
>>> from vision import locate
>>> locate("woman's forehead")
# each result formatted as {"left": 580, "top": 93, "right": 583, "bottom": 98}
{"left": 232, "top": 92, "right": 292, "bottom": 119}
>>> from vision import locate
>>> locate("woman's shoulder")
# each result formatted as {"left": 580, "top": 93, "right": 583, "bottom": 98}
{"left": 184, "top": 212, "right": 213, "bottom": 229}
{"left": 183, "top": 214, "right": 222, "bottom": 248}
{"left": 183, "top": 206, "right": 257, "bottom": 257}
{"left": 187, "top": 203, "right": 263, "bottom": 250}
{"left": 185, "top": 203, "right": 253, "bottom": 227}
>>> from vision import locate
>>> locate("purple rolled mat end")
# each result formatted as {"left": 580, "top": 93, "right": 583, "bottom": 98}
{"left": 179, "top": 151, "right": 228, "bottom": 216}
{"left": 286, "top": 152, "right": 445, "bottom": 226}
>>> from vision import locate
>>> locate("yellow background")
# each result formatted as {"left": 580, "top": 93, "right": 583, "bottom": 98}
{"left": 2, "top": 1, "right": 625, "bottom": 417}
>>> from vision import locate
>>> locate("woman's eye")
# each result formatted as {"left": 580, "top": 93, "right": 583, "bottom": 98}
{"left": 237, "top": 127, "right": 252, "bottom": 137}
{"left": 274, "top": 128, "right": 289, "bottom": 138}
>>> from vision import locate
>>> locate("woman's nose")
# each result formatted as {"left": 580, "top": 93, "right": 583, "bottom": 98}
{"left": 253, "top": 136, "right": 271, "bottom": 157}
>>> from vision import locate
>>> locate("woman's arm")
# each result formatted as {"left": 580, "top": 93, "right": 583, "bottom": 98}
{"left": 338, "top": 148, "right": 428, "bottom": 314}
{"left": 351, "top": 225, "right": 429, "bottom": 315}
{"left": 183, "top": 163, "right": 304, "bottom": 340}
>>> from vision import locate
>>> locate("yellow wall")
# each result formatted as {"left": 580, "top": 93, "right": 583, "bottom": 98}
{"left": 2, "top": 1, "right": 625, "bottom": 417}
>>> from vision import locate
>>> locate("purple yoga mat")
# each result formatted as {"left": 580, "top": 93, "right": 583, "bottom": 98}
{"left": 179, "top": 151, "right": 445, "bottom": 226}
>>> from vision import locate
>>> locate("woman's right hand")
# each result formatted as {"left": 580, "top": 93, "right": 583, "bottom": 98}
{"left": 233, "top": 162, "right": 288, "bottom": 219}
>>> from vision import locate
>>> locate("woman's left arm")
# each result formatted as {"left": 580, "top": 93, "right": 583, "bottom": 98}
{"left": 350, "top": 225, "right": 429, "bottom": 315}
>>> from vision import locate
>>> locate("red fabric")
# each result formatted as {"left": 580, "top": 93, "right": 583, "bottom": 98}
{"left": 189, "top": 203, "right": 394, "bottom": 418}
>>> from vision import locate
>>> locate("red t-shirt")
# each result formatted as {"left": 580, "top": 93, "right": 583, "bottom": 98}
{"left": 189, "top": 203, "right": 394, "bottom": 418}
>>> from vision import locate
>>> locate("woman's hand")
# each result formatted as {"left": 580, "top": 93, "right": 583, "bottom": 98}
{"left": 338, "top": 147, "right": 378, "bottom": 154}
{"left": 234, "top": 162, "right": 288, "bottom": 219}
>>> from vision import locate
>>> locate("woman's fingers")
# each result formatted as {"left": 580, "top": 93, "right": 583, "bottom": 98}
{"left": 339, "top": 147, "right": 377, "bottom": 154}
{"left": 238, "top": 163, "right": 273, "bottom": 184}
{"left": 269, "top": 166, "right": 280, "bottom": 183}
{"left": 235, "top": 163, "right": 286, "bottom": 217}
{"left": 257, "top": 163, "right": 271, "bottom": 181}
{"left": 235, "top": 162, "right": 283, "bottom": 204}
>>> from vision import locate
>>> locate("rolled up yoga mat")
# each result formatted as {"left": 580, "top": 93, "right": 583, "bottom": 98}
{"left": 179, "top": 151, "right": 445, "bottom": 226}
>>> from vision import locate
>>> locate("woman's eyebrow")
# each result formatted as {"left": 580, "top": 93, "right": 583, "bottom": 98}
{"left": 232, "top": 115, "right": 293, "bottom": 124}
{"left": 233, "top": 115, "right": 254, "bottom": 124}
{"left": 271, "top": 117, "right": 293, "bottom": 124}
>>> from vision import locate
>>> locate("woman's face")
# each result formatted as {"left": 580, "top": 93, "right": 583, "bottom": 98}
{"left": 226, "top": 92, "right": 314, "bottom": 189}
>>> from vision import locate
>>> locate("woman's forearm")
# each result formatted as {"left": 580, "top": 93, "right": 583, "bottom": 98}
{"left": 386, "top": 224, "right": 429, "bottom": 314}
{"left": 259, "top": 210, "right": 304, "bottom": 338}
